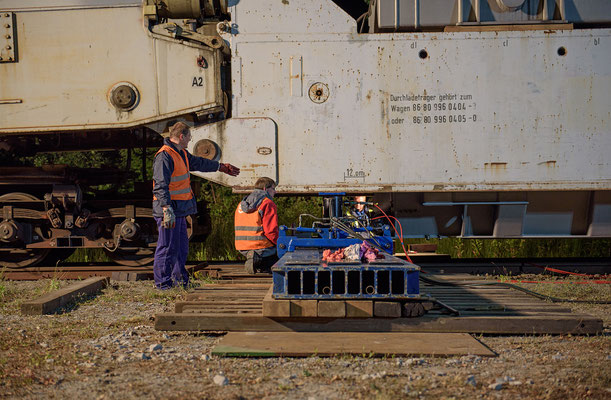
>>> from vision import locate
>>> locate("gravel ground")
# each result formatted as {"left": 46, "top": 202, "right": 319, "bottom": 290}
{"left": 1, "top": 277, "right": 610, "bottom": 400}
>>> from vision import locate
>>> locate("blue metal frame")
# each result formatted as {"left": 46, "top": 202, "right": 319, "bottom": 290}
{"left": 276, "top": 224, "right": 394, "bottom": 259}
{"left": 271, "top": 249, "right": 420, "bottom": 299}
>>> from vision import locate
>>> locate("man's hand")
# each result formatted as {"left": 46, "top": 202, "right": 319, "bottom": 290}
{"left": 162, "top": 206, "right": 176, "bottom": 229}
{"left": 219, "top": 163, "right": 240, "bottom": 177}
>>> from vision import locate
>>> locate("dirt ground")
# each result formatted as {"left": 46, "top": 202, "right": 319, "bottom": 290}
{"left": 1, "top": 275, "right": 610, "bottom": 400}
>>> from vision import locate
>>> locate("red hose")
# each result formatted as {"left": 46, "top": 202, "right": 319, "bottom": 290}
{"left": 372, "top": 204, "right": 413, "bottom": 264}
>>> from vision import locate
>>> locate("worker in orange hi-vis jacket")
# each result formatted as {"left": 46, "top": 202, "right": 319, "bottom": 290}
{"left": 234, "top": 177, "right": 279, "bottom": 273}
{"left": 152, "top": 121, "right": 240, "bottom": 290}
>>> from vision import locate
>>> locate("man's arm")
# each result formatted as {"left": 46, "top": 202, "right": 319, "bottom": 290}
{"left": 186, "top": 152, "right": 220, "bottom": 173}
{"left": 186, "top": 152, "right": 240, "bottom": 176}
{"left": 152, "top": 152, "right": 174, "bottom": 208}
{"left": 260, "top": 201, "right": 279, "bottom": 244}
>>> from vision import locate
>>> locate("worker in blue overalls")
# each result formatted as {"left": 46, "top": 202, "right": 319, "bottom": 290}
{"left": 152, "top": 121, "right": 240, "bottom": 289}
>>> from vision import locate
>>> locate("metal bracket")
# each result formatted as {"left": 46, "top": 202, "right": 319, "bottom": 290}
{"left": 125, "top": 205, "right": 135, "bottom": 220}
{"left": 3, "top": 205, "right": 13, "bottom": 220}
{"left": 0, "top": 12, "right": 17, "bottom": 63}
{"left": 151, "top": 23, "right": 223, "bottom": 49}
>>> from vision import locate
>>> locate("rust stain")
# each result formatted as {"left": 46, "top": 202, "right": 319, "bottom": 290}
{"left": 484, "top": 162, "right": 507, "bottom": 173}
{"left": 537, "top": 160, "right": 557, "bottom": 167}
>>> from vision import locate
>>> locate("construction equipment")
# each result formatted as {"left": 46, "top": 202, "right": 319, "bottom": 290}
{"left": 2, "top": 0, "right": 611, "bottom": 268}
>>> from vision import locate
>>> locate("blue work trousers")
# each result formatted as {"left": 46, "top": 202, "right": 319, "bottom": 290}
{"left": 153, "top": 216, "right": 189, "bottom": 289}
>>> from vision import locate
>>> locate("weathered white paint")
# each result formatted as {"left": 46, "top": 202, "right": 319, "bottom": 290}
{"left": 190, "top": 117, "right": 277, "bottom": 188}
{"left": 0, "top": 4, "right": 222, "bottom": 132}
{"left": 207, "top": 0, "right": 611, "bottom": 193}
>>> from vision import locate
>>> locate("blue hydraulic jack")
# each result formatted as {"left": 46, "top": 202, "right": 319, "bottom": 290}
{"left": 272, "top": 193, "right": 420, "bottom": 300}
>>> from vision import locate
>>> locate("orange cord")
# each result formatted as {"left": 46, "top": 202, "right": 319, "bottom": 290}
{"left": 372, "top": 204, "right": 413, "bottom": 263}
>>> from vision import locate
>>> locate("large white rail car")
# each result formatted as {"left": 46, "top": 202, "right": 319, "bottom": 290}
{"left": 0, "top": 0, "right": 610, "bottom": 267}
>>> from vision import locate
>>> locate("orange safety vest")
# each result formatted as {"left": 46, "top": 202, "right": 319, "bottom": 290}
{"left": 153, "top": 145, "right": 193, "bottom": 201}
{"left": 234, "top": 198, "right": 274, "bottom": 250}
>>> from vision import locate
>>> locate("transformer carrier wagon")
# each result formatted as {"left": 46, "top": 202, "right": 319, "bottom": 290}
{"left": 1, "top": 0, "right": 610, "bottom": 267}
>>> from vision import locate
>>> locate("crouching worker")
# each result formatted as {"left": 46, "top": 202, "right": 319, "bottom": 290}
{"left": 234, "top": 177, "right": 279, "bottom": 273}
{"left": 153, "top": 122, "right": 240, "bottom": 289}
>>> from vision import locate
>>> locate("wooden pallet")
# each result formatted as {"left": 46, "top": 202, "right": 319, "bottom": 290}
{"left": 154, "top": 273, "right": 603, "bottom": 334}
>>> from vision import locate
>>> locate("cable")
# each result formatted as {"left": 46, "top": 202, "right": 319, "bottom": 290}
{"left": 329, "top": 217, "right": 389, "bottom": 255}
{"left": 372, "top": 204, "right": 413, "bottom": 263}
{"left": 527, "top": 262, "right": 598, "bottom": 278}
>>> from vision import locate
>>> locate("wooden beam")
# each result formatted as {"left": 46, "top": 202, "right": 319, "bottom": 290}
{"left": 154, "top": 313, "right": 603, "bottom": 335}
{"left": 211, "top": 332, "right": 495, "bottom": 357}
{"left": 374, "top": 302, "right": 402, "bottom": 318}
{"left": 345, "top": 301, "right": 373, "bottom": 318}
{"left": 290, "top": 300, "right": 318, "bottom": 317}
{"left": 318, "top": 301, "right": 346, "bottom": 318}
{"left": 262, "top": 287, "right": 290, "bottom": 317}
{"left": 21, "top": 277, "right": 109, "bottom": 315}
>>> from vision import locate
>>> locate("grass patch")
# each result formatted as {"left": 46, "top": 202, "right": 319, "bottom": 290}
{"left": 515, "top": 280, "right": 611, "bottom": 303}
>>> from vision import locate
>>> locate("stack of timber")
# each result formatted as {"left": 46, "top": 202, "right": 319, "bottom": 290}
{"left": 155, "top": 269, "right": 603, "bottom": 335}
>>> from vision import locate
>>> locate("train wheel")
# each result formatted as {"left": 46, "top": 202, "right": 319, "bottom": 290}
{"left": 0, "top": 249, "right": 51, "bottom": 269}
{"left": 104, "top": 247, "right": 155, "bottom": 266}
{"left": 0, "top": 192, "right": 51, "bottom": 268}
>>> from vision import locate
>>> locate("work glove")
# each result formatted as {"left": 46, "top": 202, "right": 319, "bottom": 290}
{"left": 162, "top": 206, "right": 176, "bottom": 229}
{"left": 219, "top": 163, "right": 240, "bottom": 177}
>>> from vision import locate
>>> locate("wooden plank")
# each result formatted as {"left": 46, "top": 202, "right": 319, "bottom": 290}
{"left": 290, "top": 300, "right": 318, "bottom": 317}
{"left": 154, "top": 313, "right": 603, "bottom": 335}
{"left": 186, "top": 292, "right": 267, "bottom": 301}
{"left": 194, "top": 283, "right": 272, "bottom": 290}
{"left": 262, "top": 287, "right": 290, "bottom": 317}
{"left": 211, "top": 332, "right": 495, "bottom": 357}
{"left": 21, "top": 277, "right": 109, "bottom": 315}
{"left": 318, "top": 301, "right": 345, "bottom": 318}
{"left": 176, "top": 301, "right": 262, "bottom": 313}
{"left": 345, "top": 301, "right": 373, "bottom": 318}
{"left": 374, "top": 302, "right": 402, "bottom": 318}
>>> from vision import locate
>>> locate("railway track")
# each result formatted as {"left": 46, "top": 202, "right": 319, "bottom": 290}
{"left": 2, "top": 255, "right": 609, "bottom": 281}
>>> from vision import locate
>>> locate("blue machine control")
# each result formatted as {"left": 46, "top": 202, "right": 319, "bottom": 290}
{"left": 276, "top": 225, "right": 394, "bottom": 259}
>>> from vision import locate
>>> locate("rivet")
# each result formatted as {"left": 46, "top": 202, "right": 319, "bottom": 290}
{"left": 4, "top": 24, "right": 9, "bottom": 28}
{"left": 5, "top": 45, "right": 11, "bottom": 50}
{"left": 5, "top": 34, "right": 10, "bottom": 39}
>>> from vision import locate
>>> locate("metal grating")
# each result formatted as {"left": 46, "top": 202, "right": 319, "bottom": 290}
{"left": 272, "top": 249, "right": 420, "bottom": 300}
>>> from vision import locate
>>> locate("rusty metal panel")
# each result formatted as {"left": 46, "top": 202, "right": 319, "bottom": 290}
{"left": 214, "top": 0, "right": 611, "bottom": 194}
{"left": 0, "top": 12, "right": 16, "bottom": 63}
{"left": 190, "top": 118, "right": 277, "bottom": 189}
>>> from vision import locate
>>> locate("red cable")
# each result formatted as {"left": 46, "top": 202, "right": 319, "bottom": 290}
{"left": 372, "top": 204, "right": 413, "bottom": 264}
{"left": 503, "top": 279, "right": 610, "bottom": 284}
{"left": 527, "top": 262, "right": 597, "bottom": 277}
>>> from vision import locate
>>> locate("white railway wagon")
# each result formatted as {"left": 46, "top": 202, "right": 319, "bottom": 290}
{"left": 1, "top": 0, "right": 610, "bottom": 267}
{"left": 190, "top": 0, "right": 611, "bottom": 238}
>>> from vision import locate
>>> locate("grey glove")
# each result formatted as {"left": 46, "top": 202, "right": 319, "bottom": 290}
{"left": 162, "top": 206, "right": 176, "bottom": 229}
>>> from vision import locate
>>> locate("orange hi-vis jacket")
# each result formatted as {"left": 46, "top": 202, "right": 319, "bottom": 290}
{"left": 152, "top": 145, "right": 193, "bottom": 201}
{"left": 234, "top": 197, "right": 275, "bottom": 250}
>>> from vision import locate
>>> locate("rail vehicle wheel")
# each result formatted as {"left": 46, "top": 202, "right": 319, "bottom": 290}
{"left": 0, "top": 249, "right": 51, "bottom": 269}
{"left": 0, "top": 192, "right": 51, "bottom": 268}
{"left": 104, "top": 247, "right": 155, "bottom": 267}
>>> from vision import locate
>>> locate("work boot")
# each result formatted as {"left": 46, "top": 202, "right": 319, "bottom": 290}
{"left": 244, "top": 251, "right": 260, "bottom": 274}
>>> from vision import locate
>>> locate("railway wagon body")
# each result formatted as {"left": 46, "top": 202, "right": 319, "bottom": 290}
{"left": 1, "top": 0, "right": 611, "bottom": 268}
{"left": 0, "top": 0, "right": 227, "bottom": 267}
{"left": 191, "top": 0, "right": 611, "bottom": 238}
